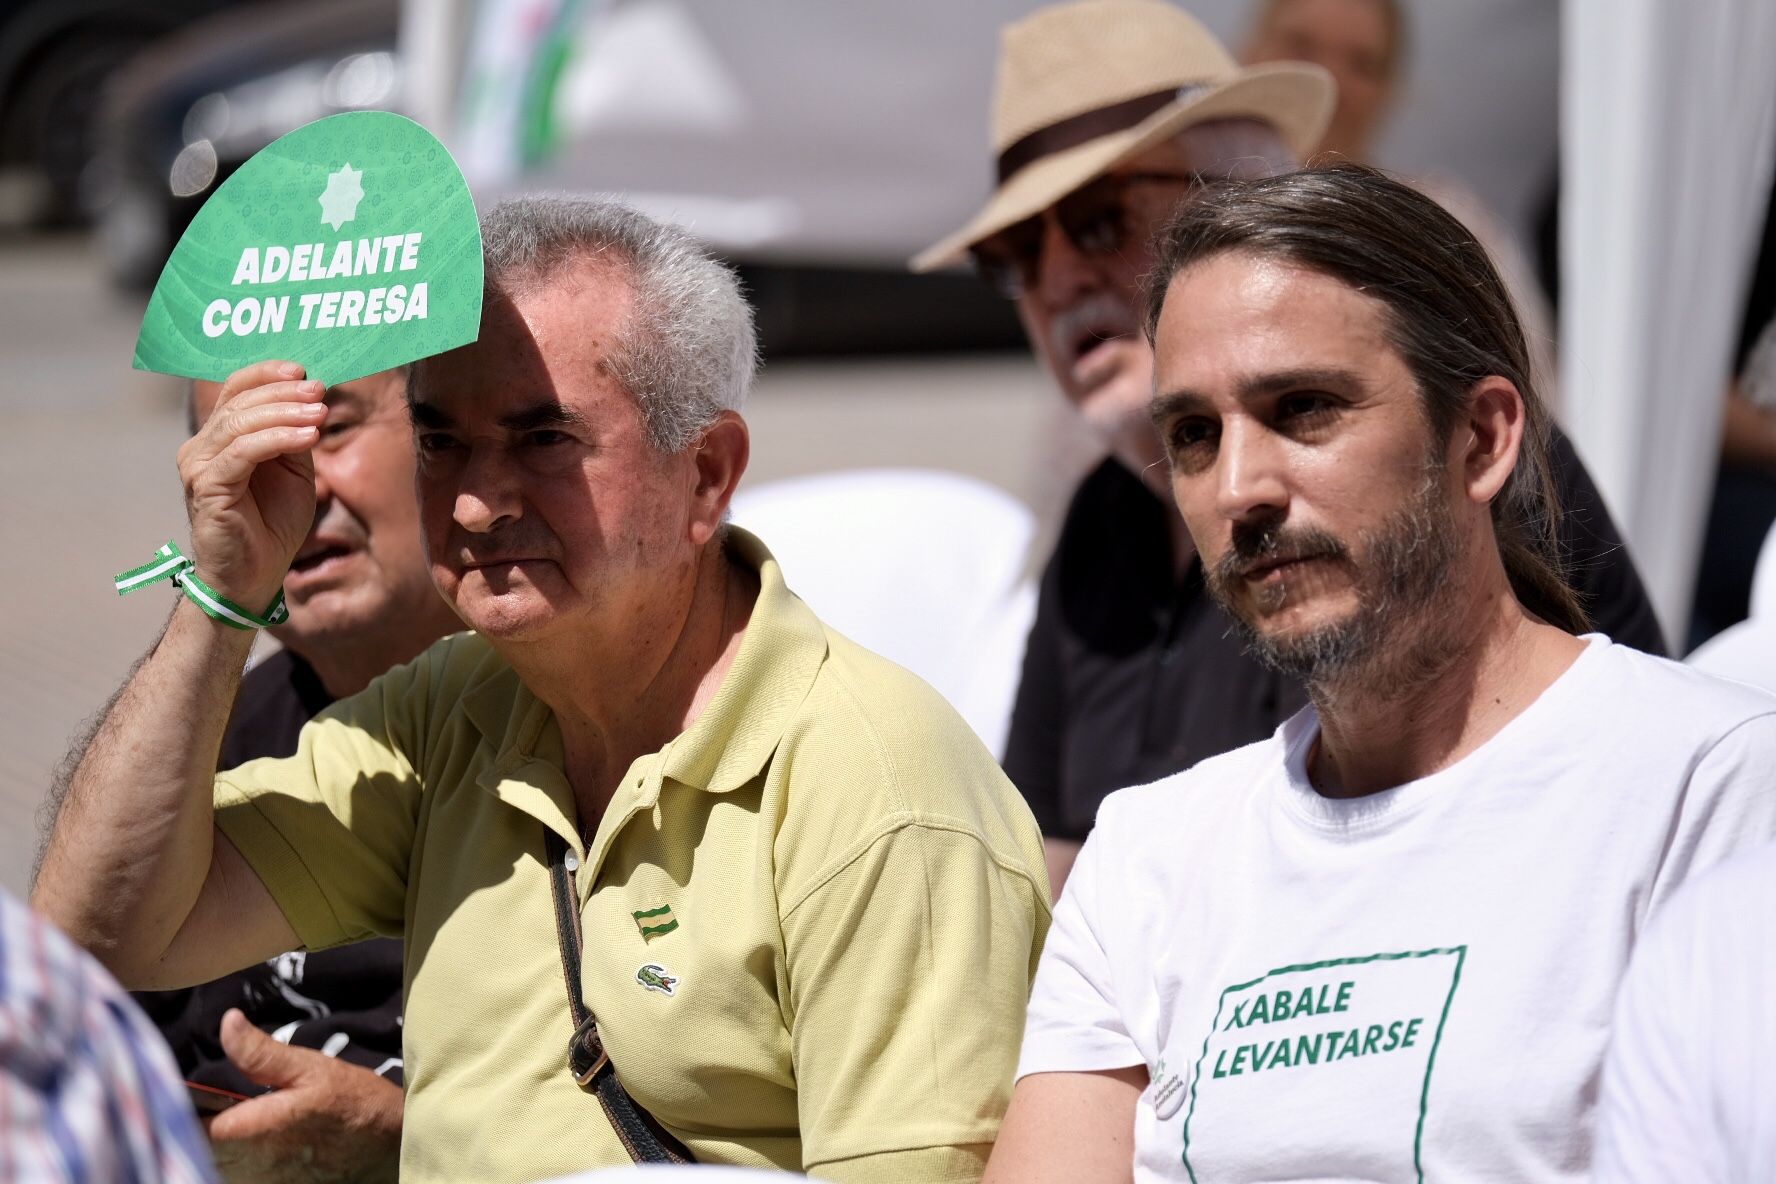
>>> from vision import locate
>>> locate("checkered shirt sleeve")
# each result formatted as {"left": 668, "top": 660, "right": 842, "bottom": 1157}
{"left": 0, "top": 890, "right": 217, "bottom": 1183}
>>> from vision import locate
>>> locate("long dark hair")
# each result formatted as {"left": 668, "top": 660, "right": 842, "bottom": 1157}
{"left": 1140, "top": 162, "right": 1587, "bottom": 634}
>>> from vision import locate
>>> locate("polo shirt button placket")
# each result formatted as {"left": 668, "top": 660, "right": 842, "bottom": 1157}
{"left": 580, "top": 771, "right": 663, "bottom": 907}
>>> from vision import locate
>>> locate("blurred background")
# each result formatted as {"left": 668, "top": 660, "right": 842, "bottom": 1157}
{"left": 1, "top": 0, "right": 1771, "bottom": 893}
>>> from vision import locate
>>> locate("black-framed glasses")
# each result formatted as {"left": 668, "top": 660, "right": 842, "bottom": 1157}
{"left": 968, "top": 171, "right": 1202, "bottom": 300}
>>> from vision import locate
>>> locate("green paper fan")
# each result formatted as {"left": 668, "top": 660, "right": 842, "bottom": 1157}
{"left": 134, "top": 111, "right": 483, "bottom": 388}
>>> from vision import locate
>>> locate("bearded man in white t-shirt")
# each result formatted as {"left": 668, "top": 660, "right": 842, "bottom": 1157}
{"left": 984, "top": 162, "right": 1776, "bottom": 1184}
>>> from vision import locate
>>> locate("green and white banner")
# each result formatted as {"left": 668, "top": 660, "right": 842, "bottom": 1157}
{"left": 134, "top": 111, "right": 482, "bottom": 388}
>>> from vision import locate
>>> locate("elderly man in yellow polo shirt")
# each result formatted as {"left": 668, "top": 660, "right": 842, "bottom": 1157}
{"left": 35, "top": 198, "right": 1050, "bottom": 1183}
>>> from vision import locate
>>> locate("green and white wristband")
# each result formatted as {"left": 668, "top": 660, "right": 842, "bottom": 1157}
{"left": 114, "top": 541, "right": 289, "bottom": 630}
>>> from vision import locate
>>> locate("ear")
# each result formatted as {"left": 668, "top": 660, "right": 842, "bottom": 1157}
{"left": 1458, "top": 377, "right": 1524, "bottom": 507}
{"left": 686, "top": 410, "right": 750, "bottom": 546}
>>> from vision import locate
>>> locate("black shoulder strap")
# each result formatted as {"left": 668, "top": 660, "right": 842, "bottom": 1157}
{"left": 544, "top": 828, "right": 694, "bottom": 1164}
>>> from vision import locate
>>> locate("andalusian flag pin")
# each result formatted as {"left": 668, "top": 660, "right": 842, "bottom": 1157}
{"left": 133, "top": 111, "right": 483, "bottom": 388}
{"left": 633, "top": 904, "right": 679, "bottom": 941}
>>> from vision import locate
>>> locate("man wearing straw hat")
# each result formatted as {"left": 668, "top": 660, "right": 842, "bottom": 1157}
{"left": 914, "top": 0, "right": 1664, "bottom": 893}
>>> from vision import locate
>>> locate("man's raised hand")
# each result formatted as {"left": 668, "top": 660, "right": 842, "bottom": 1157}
{"left": 178, "top": 360, "right": 327, "bottom": 613}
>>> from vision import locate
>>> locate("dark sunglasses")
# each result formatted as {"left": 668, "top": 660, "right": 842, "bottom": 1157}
{"left": 968, "top": 171, "right": 1202, "bottom": 300}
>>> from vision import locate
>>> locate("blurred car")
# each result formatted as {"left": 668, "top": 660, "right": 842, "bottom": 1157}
{"left": 0, "top": 0, "right": 244, "bottom": 229}
{"left": 91, "top": 0, "right": 1024, "bottom": 353}
{"left": 89, "top": 0, "right": 400, "bottom": 290}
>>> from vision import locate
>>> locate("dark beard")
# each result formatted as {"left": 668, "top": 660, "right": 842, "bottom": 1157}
{"left": 1205, "top": 467, "right": 1460, "bottom": 692}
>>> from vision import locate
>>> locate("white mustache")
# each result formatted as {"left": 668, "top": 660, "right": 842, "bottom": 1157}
{"left": 1048, "top": 292, "right": 1138, "bottom": 364}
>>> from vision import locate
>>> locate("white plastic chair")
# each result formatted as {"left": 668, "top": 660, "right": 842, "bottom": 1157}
{"left": 1687, "top": 517, "right": 1776, "bottom": 692}
{"left": 731, "top": 468, "right": 1037, "bottom": 757}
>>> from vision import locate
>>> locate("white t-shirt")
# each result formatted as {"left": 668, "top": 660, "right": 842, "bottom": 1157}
{"left": 1020, "top": 637, "right": 1776, "bottom": 1183}
{"left": 1593, "top": 842, "right": 1776, "bottom": 1183}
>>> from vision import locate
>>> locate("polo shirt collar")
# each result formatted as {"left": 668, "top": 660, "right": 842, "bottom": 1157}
{"left": 459, "top": 526, "right": 826, "bottom": 801}
{"left": 658, "top": 527, "right": 827, "bottom": 794}
{"left": 463, "top": 660, "right": 572, "bottom": 844}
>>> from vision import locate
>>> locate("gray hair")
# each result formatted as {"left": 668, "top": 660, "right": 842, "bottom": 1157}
{"left": 478, "top": 196, "right": 759, "bottom": 453}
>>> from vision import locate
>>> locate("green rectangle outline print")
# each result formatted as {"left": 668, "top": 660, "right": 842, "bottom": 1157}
{"left": 1180, "top": 944, "right": 1468, "bottom": 1184}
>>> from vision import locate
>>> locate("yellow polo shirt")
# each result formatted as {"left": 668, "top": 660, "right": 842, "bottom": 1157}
{"left": 213, "top": 529, "right": 1050, "bottom": 1183}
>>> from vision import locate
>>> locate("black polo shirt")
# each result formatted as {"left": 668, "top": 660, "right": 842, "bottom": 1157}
{"left": 134, "top": 649, "right": 406, "bottom": 1094}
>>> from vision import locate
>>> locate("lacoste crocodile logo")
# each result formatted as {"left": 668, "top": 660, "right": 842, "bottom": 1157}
{"left": 636, "top": 963, "right": 678, "bottom": 996}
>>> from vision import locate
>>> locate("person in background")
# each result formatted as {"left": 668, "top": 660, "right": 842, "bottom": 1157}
{"left": 986, "top": 162, "right": 1776, "bottom": 1183}
{"left": 1239, "top": 0, "right": 1394, "bottom": 165}
{"left": 1692, "top": 181, "right": 1776, "bottom": 647}
{"left": 124, "top": 366, "right": 460, "bottom": 1183}
{"left": 1242, "top": 0, "right": 1562, "bottom": 407}
{"left": 913, "top": 0, "right": 1664, "bottom": 894}
{"left": 0, "top": 888, "right": 218, "bottom": 1183}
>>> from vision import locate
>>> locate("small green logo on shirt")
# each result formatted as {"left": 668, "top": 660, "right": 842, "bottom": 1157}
{"left": 632, "top": 904, "right": 679, "bottom": 940}
{"left": 636, "top": 963, "right": 678, "bottom": 996}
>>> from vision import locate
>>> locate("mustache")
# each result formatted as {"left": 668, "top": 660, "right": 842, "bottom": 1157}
{"left": 449, "top": 532, "right": 558, "bottom": 566}
{"left": 1049, "top": 292, "right": 1136, "bottom": 354}
{"left": 1210, "top": 519, "right": 1349, "bottom": 589}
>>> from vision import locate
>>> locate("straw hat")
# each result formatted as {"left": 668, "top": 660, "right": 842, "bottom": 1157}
{"left": 912, "top": 0, "right": 1335, "bottom": 272}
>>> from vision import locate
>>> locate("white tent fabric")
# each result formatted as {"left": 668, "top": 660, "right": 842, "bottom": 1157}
{"left": 730, "top": 469, "right": 1037, "bottom": 758}
{"left": 1561, "top": 0, "right": 1776, "bottom": 647}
